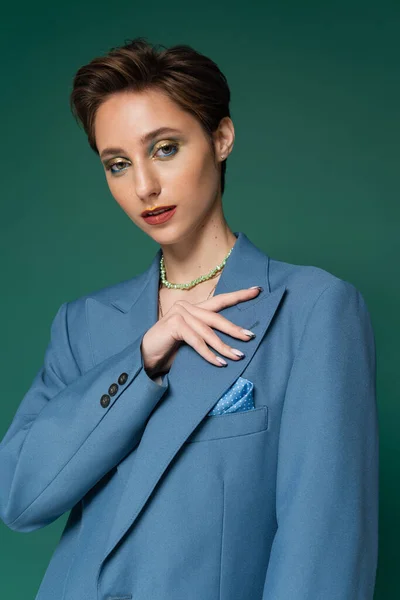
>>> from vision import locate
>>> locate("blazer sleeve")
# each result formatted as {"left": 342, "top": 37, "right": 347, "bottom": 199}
{"left": 261, "top": 279, "right": 379, "bottom": 600}
{"left": 0, "top": 301, "right": 169, "bottom": 533}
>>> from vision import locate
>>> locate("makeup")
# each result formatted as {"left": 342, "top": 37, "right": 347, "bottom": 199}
{"left": 142, "top": 206, "right": 177, "bottom": 225}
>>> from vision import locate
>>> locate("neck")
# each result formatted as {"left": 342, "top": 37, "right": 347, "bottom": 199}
{"left": 160, "top": 223, "right": 237, "bottom": 285}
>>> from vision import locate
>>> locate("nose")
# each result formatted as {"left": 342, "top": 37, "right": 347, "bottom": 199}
{"left": 133, "top": 159, "right": 161, "bottom": 200}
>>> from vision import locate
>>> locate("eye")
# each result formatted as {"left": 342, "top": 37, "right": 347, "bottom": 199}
{"left": 154, "top": 143, "right": 179, "bottom": 158}
{"left": 105, "top": 143, "right": 179, "bottom": 177}
{"left": 107, "top": 160, "right": 129, "bottom": 176}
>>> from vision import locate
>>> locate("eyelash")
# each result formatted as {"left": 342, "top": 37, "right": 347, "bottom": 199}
{"left": 106, "top": 142, "right": 180, "bottom": 176}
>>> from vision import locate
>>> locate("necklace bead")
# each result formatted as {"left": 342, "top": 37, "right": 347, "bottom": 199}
{"left": 158, "top": 244, "right": 234, "bottom": 318}
{"left": 159, "top": 246, "right": 233, "bottom": 290}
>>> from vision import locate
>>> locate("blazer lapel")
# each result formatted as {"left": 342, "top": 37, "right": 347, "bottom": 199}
{"left": 90, "top": 232, "right": 287, "bottom": 575}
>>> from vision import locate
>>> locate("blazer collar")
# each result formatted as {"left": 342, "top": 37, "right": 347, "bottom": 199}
{"left": 95, "top": 230, "right": 271, "bottom": 313}
{"left": 93, "top": 231, "right": 287, "bottom": 576}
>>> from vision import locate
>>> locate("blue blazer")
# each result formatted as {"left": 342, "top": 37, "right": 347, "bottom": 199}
{"left": 0, "top": 231, "right": 379, "bottom": 600}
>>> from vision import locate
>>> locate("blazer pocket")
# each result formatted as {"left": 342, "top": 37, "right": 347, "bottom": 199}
{"left": 208, "top": 376, "right": 255, "bottom": 416}
{"left": 185, "top": 405, "right": 268, "bottom": 443}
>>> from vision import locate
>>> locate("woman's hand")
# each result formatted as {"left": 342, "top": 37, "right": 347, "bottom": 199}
{"left": 140, "top": 287, "right": 262, "bottom": 377}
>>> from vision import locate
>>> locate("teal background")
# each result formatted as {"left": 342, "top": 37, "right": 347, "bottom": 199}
{"left": 0, "top": 1, "right": 398, "bottom": 597}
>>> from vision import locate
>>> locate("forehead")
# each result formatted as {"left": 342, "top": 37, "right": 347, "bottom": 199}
{"left": 94, "top": 88, "right": 198, "bottom": 144}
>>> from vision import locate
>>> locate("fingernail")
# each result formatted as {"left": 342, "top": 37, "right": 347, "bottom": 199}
{"left": 241, "top": 329, "right": 256, "bottom": 338}
{"left": 249, "top": 286, "right": 263, "bottom": 292}
{"left": 216, "top": 356, "right": 228, "bottom": 366}
{"left": 231, "top": 348, "right": 245, "bottom": 358}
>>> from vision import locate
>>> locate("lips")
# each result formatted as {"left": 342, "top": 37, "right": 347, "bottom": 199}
{"left": 141, "top": 205, "right": 176, "bottom": 217}
{"left": 142, "top": 206, "right": 177, "bottom": 225}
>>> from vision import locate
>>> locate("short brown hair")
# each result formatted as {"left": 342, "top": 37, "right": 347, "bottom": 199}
{"left": 70, "top": 37, "right": 231, "bottom": 195}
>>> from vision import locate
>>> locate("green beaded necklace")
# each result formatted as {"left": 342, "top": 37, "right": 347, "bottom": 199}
{"left": 159, "top": 245, "right": 234, "bottom": 291}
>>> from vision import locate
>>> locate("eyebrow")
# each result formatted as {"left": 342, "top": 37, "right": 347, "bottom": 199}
{"left": 99, "top": 127, "right": 183, "bottom": 160}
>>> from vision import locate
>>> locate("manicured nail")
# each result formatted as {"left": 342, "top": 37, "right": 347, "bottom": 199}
{"left": 216, "top": 356, "right": 227, "bottom": 366}
{"left": 231, "top": 349, "right": 245, "bottom": 358}
{"left": 241, "top": 329, "right": 256, "bottom": 338}
{"left": 249, "top": 286, "right": 263, "bottom": 291}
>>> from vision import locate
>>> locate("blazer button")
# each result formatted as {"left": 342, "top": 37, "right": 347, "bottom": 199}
{"left": 118, "top": 372, "right": 128, "bottom": 385}
{"left": 108, "top": 383, "right": 118, "bottom": 396}
{"left": 100, "top": 394, "right": 110, "bottom": 408}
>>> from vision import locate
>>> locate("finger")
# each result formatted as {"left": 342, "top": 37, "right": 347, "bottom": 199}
{"left": 172, "top": 304, "right": 246, "bottom": 361}
{"left": 196, "top": 286, "right": 261, "bottom": 311}
{"left": 173, "top": 299, "right": 254, "bottom": 342}
{"left": 169, "top": 313, "right": 229, "bottom": 367}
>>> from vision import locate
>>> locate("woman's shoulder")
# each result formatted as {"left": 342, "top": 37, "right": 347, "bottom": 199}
{"left": 269, "top": 255, "right": 352, "bottom": 294}
{"left": 268, "top": 254, "right": 368, "bottom": 327}
{"left": 68, "top": 271, "right": 144, "bottom": 310}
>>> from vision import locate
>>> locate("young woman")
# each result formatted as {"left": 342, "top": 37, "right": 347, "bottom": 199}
{"left": 0, "top": 38, "right": 379, "bottom": 599}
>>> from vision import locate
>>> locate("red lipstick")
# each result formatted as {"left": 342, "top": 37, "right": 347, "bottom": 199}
{"left": 141, "top": 205, "right": 177, "bottom": 225}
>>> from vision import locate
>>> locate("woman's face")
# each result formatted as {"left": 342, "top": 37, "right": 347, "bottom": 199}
{"left": 94, "top": 88, "right": 231, "bottom": 245}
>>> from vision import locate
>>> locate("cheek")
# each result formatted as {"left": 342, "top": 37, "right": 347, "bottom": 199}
{"left": 106, "top": 179, "right": 137, "bottom": 219}
{"left": 171, "top": 153, "right": 218, "bottom": 196}
{"left": 108, "top": 184, "right": 129, "bottom": 209}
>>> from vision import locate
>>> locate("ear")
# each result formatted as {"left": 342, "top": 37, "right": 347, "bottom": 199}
{"left": 213, "top": 116, "right": 235, "bottom": 161}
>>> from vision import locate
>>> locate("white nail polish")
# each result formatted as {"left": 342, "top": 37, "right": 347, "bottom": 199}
{"left": 241, "top": 329, "right": 256, "bottom": 337}
{"left": 216, "top": 356, "right": 227, "bottom": 366}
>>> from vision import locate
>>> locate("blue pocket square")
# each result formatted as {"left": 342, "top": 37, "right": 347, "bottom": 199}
{"left": 208, "top": 376, "right": 255, "bottom": 416}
